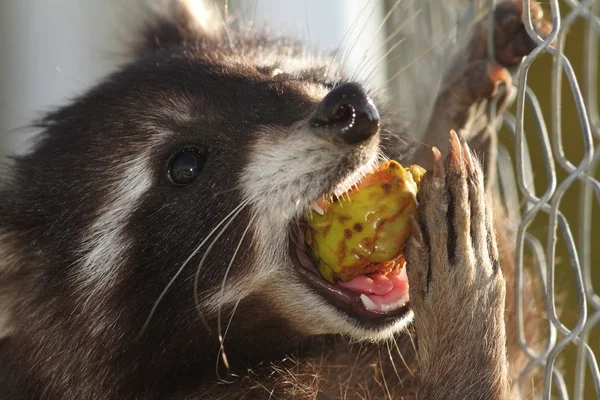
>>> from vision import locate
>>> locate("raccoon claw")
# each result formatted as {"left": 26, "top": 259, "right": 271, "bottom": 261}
{"left": 447, "top": 130, "right": 462, "bottom": 170}
{"left": 431, "top": 147, "right": 444, "bottom": 183}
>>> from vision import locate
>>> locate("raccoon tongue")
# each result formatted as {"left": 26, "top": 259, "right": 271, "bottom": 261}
{"left": 337, "top": 272, "right": 394, "bottom": 295}
{"left": 340, "top": 268, "right": 409, "bottom": 312}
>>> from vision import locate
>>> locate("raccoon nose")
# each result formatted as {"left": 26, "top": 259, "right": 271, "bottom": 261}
{"left": 310, "top": 82, "right": 380, "bottom": 144}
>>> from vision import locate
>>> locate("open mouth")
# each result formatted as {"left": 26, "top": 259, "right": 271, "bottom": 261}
{"left": 291, "top": 230, "right": 410, "bottom": 323}
{"left": 289, "top": 170, "right": 411, "bottom": 324}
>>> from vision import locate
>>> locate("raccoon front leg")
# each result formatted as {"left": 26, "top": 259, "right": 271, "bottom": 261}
{"left": 411, "top": 0, "right": 552, "bottom": 184}
{"left": 405, "top": 131, "right": 509, "bottom": 400}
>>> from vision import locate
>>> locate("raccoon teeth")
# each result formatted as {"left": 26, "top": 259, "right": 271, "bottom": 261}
{"left": 310, "top": 201, "right": 325, "bottom": 215}
{"left": 360, "top": 294, "right": 409, "bottom": 312}
{"left": 360, "top": 294, "right": 378, "bottom": 311}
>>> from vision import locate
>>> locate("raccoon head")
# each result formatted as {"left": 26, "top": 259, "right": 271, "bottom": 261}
{"left": 0, "top": 0, "right": 413, "bottom": 375}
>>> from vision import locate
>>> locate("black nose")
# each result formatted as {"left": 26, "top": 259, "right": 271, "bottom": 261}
{"left": 310, "top": 82, "right": 380, "bottom": 144}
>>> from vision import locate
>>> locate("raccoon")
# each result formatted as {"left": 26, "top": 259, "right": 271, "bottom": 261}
{"left": 0, "top": 1, "right": 550, "bottom": 399}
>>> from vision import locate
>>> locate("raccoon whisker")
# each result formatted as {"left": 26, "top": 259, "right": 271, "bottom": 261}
{"left": 209, "top": 185, "right": 245, "bottom": 198}
{"left": 358, "top": 37, "right": 406, "bottom": 84}
{"left": 251, "top": 0, "right": 258, "bottom": 26}
{"left": 379, "top": 129, "right": 407, "bottom": 142}
{"left": 338, "top": 0, "right": 381, "bottom": 83}
{"left": 216, "top": 296, "right": 241, "bottom": 381}
{"left": 250, "top": 380, "right": 274, "bottom": 397}
{"left": 377, "top": 150, "right": 390, "bottom": 164}
{"left": 342, "top": 344, "right": 364, "bottom": 400}
{"left": 358, "top": 35, "right": 404, "bottom": 84}
{"left": 325, "top": 0, "right": 374, "bottom": 80}
{"left": 136, "top": 199, "right": 250, "bottom": 340}
{"left": 365, "top": 59, "right": 402, "bottom": 90}
{"left": 377, "top": 347, "right": 393, "bottom": 399}
{"left": 222, "top": 296, "right": 242, "bottom": 353}
{"left": 393, "top": 132, "right": 432, "bottom": 151}
{"left": 304, "top": 0, "right": 312, "bottom": 68}
{"left": 371, "top": 7, "right": 421, "bottom": 59}
{"left": 193, "top": 200, "right": 251, "bottom": 331}
{"left": 220, "top": 0, "right": 237, "bottom": 55}
{"left": 295, "top": 218, "right": 304, "bottom": 236}
{"left": 395, "top": 334, "right": 415, "bottom": 378}
{"left": 345, "top": 192, "right": 352, "bottom": 203}
{"left": 358, "top": 7, "right": 422, "bottom": 84}
{"left": 385, "top": 339, "right": 403, "bottom": 386}
{"left": 291, "top": 223, "right": 302, "bottom": 242}
{"left": 215, "top": 212, "right": 257, "bottom": 379}
{"left": 386, "top": 50, "right": 434, "bottom": 92}
{"left": 362, "top": 375, "right": 372, "bottom": 400}
{"left": 349, "top": 0, "right": 404, "bottom": 83}
{"left": 377, "top": 38, "right": 444, "bottom": 93}
{"left": 379, "top": 128, "right": 402, "bottom": 139}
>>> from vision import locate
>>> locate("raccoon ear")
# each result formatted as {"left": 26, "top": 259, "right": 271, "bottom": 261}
{"left": 136, "top": 0, "right": 223, "bottom": 57}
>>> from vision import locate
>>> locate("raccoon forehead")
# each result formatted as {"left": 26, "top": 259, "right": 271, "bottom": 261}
{"left": 246, "top": 51, "right": 339, "bottom": 83}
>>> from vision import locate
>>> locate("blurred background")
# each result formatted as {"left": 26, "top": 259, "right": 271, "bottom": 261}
{"left": 1, "top": 0, "right": 598, "bottom": 398}
{"left": 0, "top": 0, "right": 486, "bottom": 154}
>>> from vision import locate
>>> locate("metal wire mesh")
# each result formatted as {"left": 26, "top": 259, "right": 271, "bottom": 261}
{"left": 498, "top": 1, "right": 599, "bottom": 398}
{"left": 383, "top": 0, "right": 599, "bottom": 398}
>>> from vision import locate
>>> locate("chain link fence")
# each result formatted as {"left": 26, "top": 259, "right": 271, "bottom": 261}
{"left": 383, "top": 0, "right": 599, "bottom": 398}
{"left": 498, "top": 1, "right": 599, "bottom": 398}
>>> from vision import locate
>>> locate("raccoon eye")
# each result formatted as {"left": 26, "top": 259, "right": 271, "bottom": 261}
{"left": 169, "top": 149, "right": 207, "bottom": 185}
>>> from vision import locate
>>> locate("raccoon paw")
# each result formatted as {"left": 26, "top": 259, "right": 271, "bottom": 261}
{"left": 450, "top": 0, "right": 552, "bottom": 102}
{"left": 404, "top": 130, "right": 505, "bottom": 328}
{"left": 414, "top": 1, "right": 552, "bottom": 180}
{"left": 404, "top": 130, "right": 509, "bottom": 398}
{"left": 459, "top": 0, "right": 553, "bottom": 100}
{"left": 467, "top": 0, "right": 553, "bottom": 69}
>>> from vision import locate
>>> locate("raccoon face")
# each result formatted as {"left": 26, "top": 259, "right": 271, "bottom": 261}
{"left": 241, "top": 79, "right": 413, "bottom": 341}
{"left": 0, "top": 2, "right": 412, "bottom": 355}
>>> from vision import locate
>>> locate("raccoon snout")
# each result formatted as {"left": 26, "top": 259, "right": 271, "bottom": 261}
{"left": 310, "top": 82, "right": 380, "bottom": 145}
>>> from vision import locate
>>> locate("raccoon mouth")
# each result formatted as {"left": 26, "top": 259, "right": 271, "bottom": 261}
{"left": 290, "top": 228, "right": 410, "bottom": 322}
{"left": 289, "top": 155, "right": 410, "bottom": 323}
